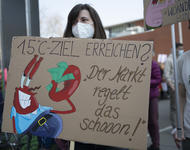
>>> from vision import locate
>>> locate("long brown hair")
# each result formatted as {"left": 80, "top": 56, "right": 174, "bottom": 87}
{"left": 64, "top": 4, "right": 106, "bottom": 39}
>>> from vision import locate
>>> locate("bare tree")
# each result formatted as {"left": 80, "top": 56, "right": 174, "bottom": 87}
{"left": 40, "top": 8, "right": 65, "bottom": 37}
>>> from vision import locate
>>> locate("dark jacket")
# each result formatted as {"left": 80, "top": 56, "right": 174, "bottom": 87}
{"left": 150, "top": 60, "right": 162, "bottom": 99}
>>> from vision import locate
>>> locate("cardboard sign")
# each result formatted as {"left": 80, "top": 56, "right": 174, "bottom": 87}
{"left": 144, "top": 0, "right": 190, "bottom": 30}
{"left": 2, "top": 37, "right": 153, "bottom": 150}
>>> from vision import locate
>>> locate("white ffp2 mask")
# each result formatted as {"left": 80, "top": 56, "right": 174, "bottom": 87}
{"left": 72, "top": 22, "right": 94, "bottom": 38}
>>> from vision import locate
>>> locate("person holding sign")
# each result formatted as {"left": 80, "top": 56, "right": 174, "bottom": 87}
{"left": 64, "top": 4, "right": 106, "bottom": 39}
{"left": 172, "top": 50, "right": 190, "bottom": 149}
{"left": 63, "top": 3, "right": 127, "bottom": 150}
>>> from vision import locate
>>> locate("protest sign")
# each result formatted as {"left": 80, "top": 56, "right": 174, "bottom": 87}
{"left": 144, "top": 0, "right": 190, "bottom": 30}
{"left": 2, "top": 37, "right": 153, "bottom": 149}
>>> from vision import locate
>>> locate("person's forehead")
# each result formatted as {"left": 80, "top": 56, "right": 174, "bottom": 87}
{"left": 78, "top": 9, "right": 91, "bottom": 18}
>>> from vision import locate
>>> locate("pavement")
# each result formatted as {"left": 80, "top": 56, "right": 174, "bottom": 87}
{"left": 148, "top": 126, "right": 178, "bottom": 150}
{"left": 147, "top": 99, "right": 178, "bottom": 150}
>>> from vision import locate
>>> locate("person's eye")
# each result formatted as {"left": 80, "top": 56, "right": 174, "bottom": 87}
{"left": 81, "top": 18, "right": 88, "bottom": 23}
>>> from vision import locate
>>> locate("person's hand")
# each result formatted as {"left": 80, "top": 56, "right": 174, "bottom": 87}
{"left": 172, "top": 129, "right": 185, "bottom": 149}
{"left": 169, "top": 82, "right": 175, "bottom": 91}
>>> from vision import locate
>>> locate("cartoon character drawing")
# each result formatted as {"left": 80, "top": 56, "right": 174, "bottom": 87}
{"left": 10, "top": 55, "right": 81, "bottom": 138}
{"left": 145, "top": 0, "right": 175, "bottom": 30}
{"left": 46, "top": 61, "right": 81, "bottom": 114}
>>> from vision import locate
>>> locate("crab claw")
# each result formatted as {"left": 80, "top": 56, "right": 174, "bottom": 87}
{"left": 48, "top": 65, "right": 81, "bottom": 102}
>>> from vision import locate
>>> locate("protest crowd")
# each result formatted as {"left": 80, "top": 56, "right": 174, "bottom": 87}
{"left": 0, "top": 1, "right": 190, "bottom": 150}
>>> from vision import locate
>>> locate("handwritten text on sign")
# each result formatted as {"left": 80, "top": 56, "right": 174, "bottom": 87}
{"left": 144, "top": 0, "right": 190, "bottom": 30}
{"left": 2, "top": 37, "right": 153, "bottom": 150}
{"left": 16, "top": 38, "right": 151, "bottom": 62}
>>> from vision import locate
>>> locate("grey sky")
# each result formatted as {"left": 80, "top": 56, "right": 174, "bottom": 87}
{"left": 39, "top": 0, "right": 144, "bottom": 37}
{"left": 39, "top": 0, "right": 144, "bottom": 26}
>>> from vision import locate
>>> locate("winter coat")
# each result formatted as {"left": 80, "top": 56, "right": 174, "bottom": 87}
{"left": 149, "top": 60, "right": 162, "bottom": 99}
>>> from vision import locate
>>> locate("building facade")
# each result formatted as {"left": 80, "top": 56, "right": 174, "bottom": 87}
{"left": 105, "top": 19, "right": 190, "bottom": 62}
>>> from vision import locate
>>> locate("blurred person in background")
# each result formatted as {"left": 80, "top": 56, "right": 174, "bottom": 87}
{"left": 159, "top": 63, "right": 169, "bottom": 100}
{"left": 148, "top": 51, "right": 162, "bottom": 150}
{"left": 0, "top": 68, "right": 7, "bottom": 131}
{"left": 164, "top": 43, "right": 184, "bottom": 132}
{"left": 172, "top": 49, "right": 190, "bottom": 149}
